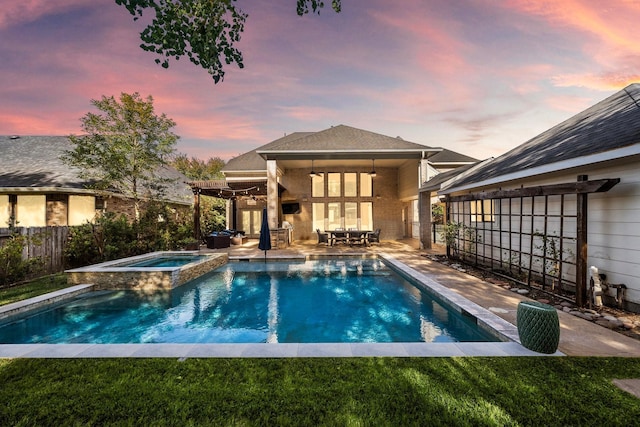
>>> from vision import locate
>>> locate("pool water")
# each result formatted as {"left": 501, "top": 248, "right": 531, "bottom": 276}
{"left": 0, "top": 259, "right": 499, "bottom": 344}
{"left": 116, "top": 255, "right": 208, "bottom": 268}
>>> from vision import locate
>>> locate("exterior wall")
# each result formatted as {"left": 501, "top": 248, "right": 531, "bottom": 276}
{"left": 105, "top": 195, "right": 137, "bottom": 220}
{"left": 17, "top": 195, "right": 46, "bottom": 227}
{"left": 46, "top": 194, "right": 68, "bottom": 226}
{"left": 446, "top": 154, "right": 640, "bottom": 312}
{"left": 68, "top": 195, "right": 96, "bottom": 225}
{"left": 0, "top": 195, "right": 9, "bottom": 227}
{"left": 397, "top": 159, "right": 420, "bottom": 201}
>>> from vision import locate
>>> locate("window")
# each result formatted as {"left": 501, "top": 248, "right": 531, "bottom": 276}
{"left": 327, "top": 202, "right": 341, "bottom": 229}
{"left": 471, "top": 199, "right": 495, "bottom": 222}
{"left": 344, "top": 173, "right": 357, "bottom": 197}
{"left": 312, "top": 203, "right": 325, "bottom": 231}
{"left": 360, "top": 202, "right": 373, "bottom": 230}
{"left": 360, "top": 173, "right": 372, "bottom": 197}
{"left": 311, "top": 173, "right": 324, "bottom": 197}
{"left": 345, "top": 202, "right": 358, "bottom": 229}
{"left": 328, "top": 173, "right": 341, "bottom": 197}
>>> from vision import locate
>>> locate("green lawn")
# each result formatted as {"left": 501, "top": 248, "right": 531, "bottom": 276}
{"left": 0, "top": 273, "right": 69, "bottom": 306}
{"left": 0, "top": 357, "right": 639, "bottom": 426}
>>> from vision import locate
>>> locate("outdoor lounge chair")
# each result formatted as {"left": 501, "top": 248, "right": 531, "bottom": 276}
{"left": 367, "top": 228, "right": 381, "bottom": 245}
{"left": 317, "top": 229, "right": 330, "bottom": 246}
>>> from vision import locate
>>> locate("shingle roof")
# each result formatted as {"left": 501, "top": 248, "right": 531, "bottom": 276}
{"left": 441, "top": 83, "right": 640, "bottom": 192}
{"left": 223, "top": 132, "right": 313, "bottom": 172}
{"left": 223, "top": 125, "right": 477, "bottom": 172}
{"left": 0, "top": 135, "right": 192, "bottom": 205}
{"left": 259, "top": 125, "right": 432, "bottom": 152}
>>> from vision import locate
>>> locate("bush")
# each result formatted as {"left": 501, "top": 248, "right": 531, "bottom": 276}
{"left": 0, "top": 228, "right": 44, "bottom": 287}
{"left": 64, "top": 204, "right": 196, "bottom": 268}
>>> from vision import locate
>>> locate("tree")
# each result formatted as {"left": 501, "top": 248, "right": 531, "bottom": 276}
{"left": 63, "top": 92, "right": 179, "bottom": 219}
{"left": 169, "top": 154, "right": 227, "bottom": 234}
{"left": 115, "top": 0, "right": 342, "bottom": 82}
{"left": 170, "top": 153, "right": 226, "bottom": 180}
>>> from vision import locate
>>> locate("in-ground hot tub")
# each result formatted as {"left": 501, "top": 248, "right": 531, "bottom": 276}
{"left": 65, "top": 251, "right": 228, "bottom": 291}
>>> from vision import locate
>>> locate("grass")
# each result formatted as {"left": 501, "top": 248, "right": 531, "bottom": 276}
{"left": 0, "top": 273, "right": 69, "bottom": 306}
{"left": 0, "top": 357, "right": 639, "bottom": 426}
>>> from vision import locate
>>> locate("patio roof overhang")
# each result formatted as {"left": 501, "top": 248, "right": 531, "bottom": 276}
{"left": 255, "top": 148, "right": 442, "bottom": 161}
{"left": 187, "top": 179, "right": 284, "bottom": 199}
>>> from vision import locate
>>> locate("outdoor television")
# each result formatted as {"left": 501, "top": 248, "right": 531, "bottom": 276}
{"left": 282, "top": 202, "right": 301, "bottom": 215}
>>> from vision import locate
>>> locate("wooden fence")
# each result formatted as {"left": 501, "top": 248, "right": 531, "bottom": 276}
{"left": 0, "top": 226, "right": 70, "bottom": 275}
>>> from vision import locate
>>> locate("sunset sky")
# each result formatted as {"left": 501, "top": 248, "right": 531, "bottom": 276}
{"left": 1, "top": 0, "right": 639, "bottom": 161}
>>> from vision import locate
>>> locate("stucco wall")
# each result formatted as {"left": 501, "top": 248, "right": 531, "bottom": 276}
{"left": 17, "top": 195, "right": 46, "bottom": 227}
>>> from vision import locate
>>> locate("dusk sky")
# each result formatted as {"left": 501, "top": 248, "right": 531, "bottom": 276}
{"left": 1, "top": 0, "right": 639, "bottom": 161}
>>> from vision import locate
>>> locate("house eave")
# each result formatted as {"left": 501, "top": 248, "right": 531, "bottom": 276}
{"left": 255, "top": 148, "right": 442, "bottom": 160}
{"left": 439, "top": 143, "right": 640, "bottom": 195}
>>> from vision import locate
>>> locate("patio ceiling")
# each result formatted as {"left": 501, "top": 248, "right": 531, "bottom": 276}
{"left": 188, "top": 179, "right": 283, "bottom": 199}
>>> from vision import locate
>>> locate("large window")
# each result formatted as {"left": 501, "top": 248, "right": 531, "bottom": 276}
{"left": 327, "top": 202, "right": 342, "bottom": 229}
{"left": 344, "top": 173, "right": 357, "bottom": 197}
{"left": 312, "top": 203, "right": 325, "bottom": 231}
{"left": 360, "top": 173, "right": 373, "bottom": 197}
{"left": 345, "top": 202, "right": 358, "bottom": 229}
{"left": 312, "top": 173, "right": 324, "bottom": 197}
{"left": 328, "top": 173, "right": 341, "bottom": 197}
{"left": 360, "top": 202, "right": 373, "bottom": 230}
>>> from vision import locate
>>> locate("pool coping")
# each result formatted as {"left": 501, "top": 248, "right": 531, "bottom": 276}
{"left": 0, "top": 252, "right": 564, "bottom": 358}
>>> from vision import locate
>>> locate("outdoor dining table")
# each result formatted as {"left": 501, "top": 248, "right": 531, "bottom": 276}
{"left": 325, "top": 230, "right": 372, "bottom": 246}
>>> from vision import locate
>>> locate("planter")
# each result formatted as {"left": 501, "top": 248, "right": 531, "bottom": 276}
{"left": 517, "top": 301, "right": 560, "bottom": 354}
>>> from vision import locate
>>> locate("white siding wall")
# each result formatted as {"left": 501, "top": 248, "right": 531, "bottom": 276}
{"left": 447, "top": 155, "right": 640, "bottom": 309}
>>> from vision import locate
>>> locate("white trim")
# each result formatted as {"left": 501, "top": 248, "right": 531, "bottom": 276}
{"left": 440, "top": 144, "right": 640, "bottom": 194}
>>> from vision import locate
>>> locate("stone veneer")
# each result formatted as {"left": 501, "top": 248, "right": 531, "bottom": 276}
{"left": 66, "top": 252, "right": 228, "bottom": 292}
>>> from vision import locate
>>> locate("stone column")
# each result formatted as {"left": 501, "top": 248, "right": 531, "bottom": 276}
{"left": 419, "top": 190, "right": 432, "bottom": 249}
{"left": 266, "top": 160, "right": 279, "bottom": 229}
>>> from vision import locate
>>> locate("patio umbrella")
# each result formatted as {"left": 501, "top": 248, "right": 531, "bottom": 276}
{"left": 258, "top": 207, "right": 271, "bottom": 261}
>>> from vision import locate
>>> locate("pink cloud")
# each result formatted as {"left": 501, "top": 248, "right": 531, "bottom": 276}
{"left": 0, "top": 0, "right": 86, "bottom": 29}
{"left": 503, "top": 0, "right": 640, "bottom": 90}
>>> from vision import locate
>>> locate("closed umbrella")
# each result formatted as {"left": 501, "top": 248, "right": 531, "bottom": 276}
{"left": 258, "top": 207, "right": 271, "bottom": 261}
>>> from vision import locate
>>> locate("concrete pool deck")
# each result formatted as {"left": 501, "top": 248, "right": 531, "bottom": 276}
{"left": 1, "top": 238, "right": 638, "bottom": 358}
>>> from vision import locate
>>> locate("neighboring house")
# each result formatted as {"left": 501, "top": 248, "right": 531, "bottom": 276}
{"left": 190, "top": 125, "right": 477, "bottom": 246}
{"left": 429, "top": 83, "right": 640, "bottom": 312}
{"left": 0, "top": 135, "right": 192, "bottom": 228}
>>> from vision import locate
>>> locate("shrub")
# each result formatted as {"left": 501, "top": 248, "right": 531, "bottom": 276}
{"left": 0, "top": 228, "right": 44, "bottom": 286}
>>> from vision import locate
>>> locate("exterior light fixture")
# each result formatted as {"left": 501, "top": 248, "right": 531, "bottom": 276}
{"left": 369, "top": 159, "right": 377, "bottom": 177}
{"left": 309, "top": 159, "right": 319, "bottom": 177}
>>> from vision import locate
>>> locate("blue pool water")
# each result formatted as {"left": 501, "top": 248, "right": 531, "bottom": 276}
{"left": 0, "top": 259, "right": 498, "bottom": 344}
{"left": 115, "top": 254, "right": 208, "bottom": 268}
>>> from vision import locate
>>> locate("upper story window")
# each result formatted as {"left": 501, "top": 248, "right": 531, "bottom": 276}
{"left": 344, "top": 173, "right": 357, "bottom": 197}
{"left": 311, "top": 173, "right": 324, "bottom": 197}
{"left": 328, "top": 173, "right": 341, "bottom": 197}
{"left": 360, "top": 173, "right": 372, "bottom": 197}
{"left": 311, "top": 171, "right": 374, "bottom": 198}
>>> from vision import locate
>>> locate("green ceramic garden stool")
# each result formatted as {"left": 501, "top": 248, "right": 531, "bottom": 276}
{"left": 517, "top": 301, "right": 560, "bottom": 354}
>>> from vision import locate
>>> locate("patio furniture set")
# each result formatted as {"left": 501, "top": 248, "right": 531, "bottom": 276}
{"left": 317, "top": 228, "right": 381, "bottom": 246}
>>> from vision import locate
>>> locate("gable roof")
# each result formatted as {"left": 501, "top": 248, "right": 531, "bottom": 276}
{"left": 258, "top": 125, "right": 434, "bottom": 154}
{"left": 223, "top": 132, "right": 314, "bottom": 172}
{"left": 440, "top": 83, "right": 640, "bottom": 194}
{"left": 0, "top": 135, "right": 192, "bottom": 205}
{"left": 223, "top": 125, "right": 477, "bottom": 172}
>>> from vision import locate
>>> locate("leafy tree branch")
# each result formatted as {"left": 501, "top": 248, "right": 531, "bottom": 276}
{"left": 115, "top": 0, "right": 342, "bottom": 82}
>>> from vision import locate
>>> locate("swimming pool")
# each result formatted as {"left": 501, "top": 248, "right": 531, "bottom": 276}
{"left": 0, "top": 258, "right": 501, "bottom": 345}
